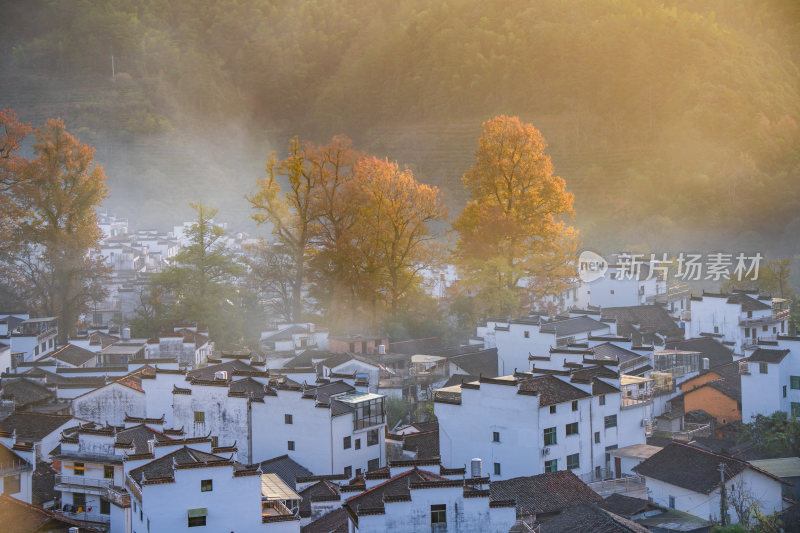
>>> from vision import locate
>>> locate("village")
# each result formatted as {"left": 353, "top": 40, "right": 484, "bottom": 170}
{"left": 1, "top": 207, "right": 799, "bottom": 533}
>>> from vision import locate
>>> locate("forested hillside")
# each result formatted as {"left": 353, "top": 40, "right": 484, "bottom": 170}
{"left": 2, "top": 0, "right": 798, "bottom": 255}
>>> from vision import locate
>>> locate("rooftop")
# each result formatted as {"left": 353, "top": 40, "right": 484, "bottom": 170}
{"left": 490, "top": 470, "right": 602, "bottom": 518}
{"left": 540, "top": 503, "right": 649, "bottom": 532}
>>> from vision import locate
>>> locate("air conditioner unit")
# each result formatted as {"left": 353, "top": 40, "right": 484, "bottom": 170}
{"left": 542, "top": 447, "right": 551, "bottom": 457}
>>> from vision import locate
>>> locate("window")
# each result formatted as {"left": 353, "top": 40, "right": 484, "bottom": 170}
{"left": 572, "top": 400, "right": 578, "bottom": 411}
{"left": 599, "top": 395, "right": 606, "bottom": 406}
{"left": 210, "top": 436, "right": 218, "bottom": 448}
{"left": 285, "top": 414, "right": 293, "bottom": 424}
{"left": 494, "top": 462, "right": 501, "bottom": 476}
{"left": 100, "top": 499, "right": 110, "bottom": 515}
{"left": 544, "top": 459, "right": 557, "bottom": 473}
{"left": 3, "top": 474, "right": 20, "bottom": 494}
{"left": 566, "top": 422, "right": 578, "bottom": 436}
{"left": 760, "top": 363, "right": 768, "bottom": 374}
{"left": 791, "top": 376, "right": 800, "bottom": 390}
{"left": 524, "top": 330, "right": 530, "bottom": 338}
{"left": 610, "top": 289, "right": 615, "bottom": 295}
{"left": 355, "top": 438, "right": 361, "bottom": 450}
{"left": 104, "top": 465, "right": 115, "bottom": 479}
{"left": 744, "top": 328, "right": 750, "bottom": 337}
{"left": 748, "top": 311, "right": 753, "bottom": 318}
{"left": 784, "top": 386, "right": 788, "bottom": 398}
{"left": 549, "top": 405, "right": 556, "bottom": 414}
{"left": 73, "top": 462, "right": 85, "bottom": 476}
{"left": 792, "top": 403, "right": 800, "bottom": 419}
{"left": 668, "top": 495, "right": 675, "bottom": 509}
{"left": 714, "top": 326, "right": 719, "bottom": 334}
{"left": 73, "top": 493, "right": 86, "bottom": 510}
{"left": 431, "top": 504, "right": 446, "bottom": 524}
{"left": 201, "top": 479, "right": 212, "bottom": 492}
{"left": 344, "top": 466, "right": 352, "bottom": 478}
{"left": 763, "top": 325, "right": 768, "bottom": 332}
{"left": 368, "top": 458, "right": 380, "bottom": 471}
{"left": 567, "top": 453, "right": 580, "bottom": 470}
{"left": 343, "top": 436, "right": 351, "bottom": 449}
{"left": 188, "top": 509, "right": 207, "bottom": 527}
{"left": 288, "top": 441, "right": 295, "bottom": 451}
{"left": 367, "top": 429, "right": 379, "bottom": 446}
{"left": 543, "top": 427, "right": 557, "bottom": 446}
{"left": 594, "top": 431, "right": 600, "bottom": 444}
{"left": 194, "top": 411, "right": 205, "bottom": 424}
{"left": 492, "top": 431, "right": 500, "bottom": 443}
{"left": 604, "top": 415, "right": 617, "bottom": 429}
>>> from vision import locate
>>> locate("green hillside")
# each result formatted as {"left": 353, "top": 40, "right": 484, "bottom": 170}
{"left": 2, "top": 0, "right": 798, "bottom": 254}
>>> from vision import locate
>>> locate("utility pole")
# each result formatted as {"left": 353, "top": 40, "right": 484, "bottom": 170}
{"left": 111, "top": 55, "right": 115, "bottom": 82}
{"left": 719, "top": 463, "right": 728, "bottom": 526}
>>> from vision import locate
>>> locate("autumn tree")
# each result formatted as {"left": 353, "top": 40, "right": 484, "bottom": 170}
{"left": 452, "top": 115, "right": 578, "bottom": 318}
{"left": 348, "top": 156, "right": 446, "bottom": 317}
{"left": 1, "top": 115, "right": 110, "bottom": 342}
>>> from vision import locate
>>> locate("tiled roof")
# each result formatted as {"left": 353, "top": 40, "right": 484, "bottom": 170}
{"left": 490, "top": 470, "right": 602, "bottom": 518}
{"left": 402, "top": 428, "right": 440, "bottom": 459}
{"left": 41, "top": 344, "right": 97, "bottom": 366}
{"left": 128, "top": 446, "right": 232, "bottom": 486}
{"left": 601, "top": 306, "right": 684, "bottom": 344}
{"left": 344, "top": 468, "right": 446, "bottom": 515}
{"left": 252, "top": 454, "right": 313, "bottom": 489}
{"left": 186, "top": 359, "right": 265, "bottom": 380}
{"left": 748, "top": 348, "right": 790, "bottom": 364}
{"left": 115, "top": 424, "right": 172, "bottom": 454}
{"left": 229, "top": 377, "right": 273, "bottom": 400}
{"left": 299, "top": 480, "right": 341, "bottom": 517}
{"left": 633, "top": 441, "right": 784, "bottom": 494}
{"left": 725, "top": 291, "right": 771, "bottom": 311}
{"left": 447, "top": 348, "right": 499, "bottom": 378}
{"left": 540, "top": 316, "right": 609, "bottom": 336}
{"left": 517, "top": 375, "right": 591, "bottom": 406}
{"left": 665, "top": 337, "right": 733, "bottom": 368}
{"left": 89, "top": 331, "right": 120, "bottom": 348}
{"left": 589, "top": 343, "right": 640, "bottom": 363}
{"left": 599, "top": 494, "right": 662, "bottom": 518}
{"left": 262, "top": 324, "right": 312, "bottom": 342}
{"left": 32, "top": 461, "right": 57, "bottom": 506}
{"left": 1, "top": 378, "right": 54, "bottom": 407}
{"left": 0, "top": 412, "right": 76, "bottom": 441}
{"left": 301, "top": 507, "right": 348, "bottom": 533}
{"left": 592, "top": 379, "right": 621, "bottom": 396}
{"left": 540, "top": 503, "right": 649, "bottom": 532}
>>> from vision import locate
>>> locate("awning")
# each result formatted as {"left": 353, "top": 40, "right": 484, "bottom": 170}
{"left": 187, "top": 508, "right": 208, "bottom": 518}
{"left": 261, "top": 474, "right": 301, "bottom": 501}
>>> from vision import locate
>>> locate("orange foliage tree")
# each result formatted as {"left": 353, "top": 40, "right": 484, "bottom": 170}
{"left": 452, "top": 115, "right": 578, "bottom": 317}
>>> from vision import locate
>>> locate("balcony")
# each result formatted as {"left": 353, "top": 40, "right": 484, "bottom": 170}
{"left": 106, "top": 485, "right": 131, "bottom": 508}
{"left": 55, "top": 474, "right": 113, "bottom": 495}
{"left": 54, "top": 509, "right": 111, "bottom": 525}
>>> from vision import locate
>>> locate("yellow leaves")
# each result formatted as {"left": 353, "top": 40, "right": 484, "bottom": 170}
{"left": 453, "top": 115, "right": 579, "bottom": 313}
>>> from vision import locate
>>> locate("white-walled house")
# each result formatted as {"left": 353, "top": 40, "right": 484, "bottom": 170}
{"left": 633, "top": 442, "right": 787, "bottom": 524}
{"left": 434, "top": 367, "right": 650, "bottom": 481}
{"left": 741, "top": 335, "right": 800, "bottom": 421}
{"left": 71, "top": 368, "right": 150, "bottom": 425}
{"left": 687, "top": 291, "right": 790, "bottom": 353}
{"left": 342, "top": 465, "right": 516, "bottom": 533}
{"left": 0, "top": 440, "right": 33, "bottom": 503}
{"left": 588, "top": 265, "right": 664, "bottom": 309}
{"left": 127, "top": 446, "right": 299, "bottom": 533}
{"left": 261, "top": 323, "right": 329, "bottom": 354}
{"left": 0, "top": 411, "right": 81, "bottom": 462}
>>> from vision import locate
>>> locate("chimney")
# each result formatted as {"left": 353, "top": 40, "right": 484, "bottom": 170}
{"left": 122, "top": 327, "right": 131, "bottom": 340}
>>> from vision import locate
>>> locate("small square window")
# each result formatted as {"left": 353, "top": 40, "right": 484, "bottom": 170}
{"left": 791, "top": 376, "right": 800, "bottom": 390}
{"left": 367, "top": 429, "right": 379, "bottom": 446}
{"left": 343, "top": 436, "right": 351, "bottom": 449}
{"left": 201, "top": 479, "right": 212, "bottom": 492}
{"left": 760, "top": 363, "right": 768, "bottom": 374}
{"left": 368, "top": 458, "right": 380, "bottom": 471}
{"left": 714, "top": 326, "right": 719, "bottom": 333}
{"left": 100, "top": 499, "right": 111, "bottom": 515}
{"left": 288, "top": 441, "right": 295, "bottom": 451}
{"left": 355, "top": 438, "right": 361, "bottom": 450}
{"left": 594, "top": 431, "right": 600, "bottom": 443}
{"left": 344, "top": 466, "right": 352, "bottom": 478}
{"left": 194, "top": 411, "right": 205, "bottom": 424}
{"left": 188, "top": 515, "right": 206, "bottom": 527}
{"left": 784, "top": 386, "right": 788, "bottom": 398}
{"left": 524, "top": 331, "right": 530, "bottom": 338}
{"left": 73, "top": 462, "right": 85, "bottom": 476}
{"left": 604, "top": 415, "right": 617, "bottom": 429}
{"left": 571, "top": 400, "right": 578, "bottom": 411}
{"left": 3, "top": 474, "right": 20, "bottom": 494}
{"left": 492, "top": 431, "right": 500, "bottom": 443}
{"left": 566, "top": 422, "right": 578, "bottom": 436}
{"left": 599, "top": 395, "right": 606, "bottom": 406}
{"left": 285, "top": 414, "right": 293, "bottom": 424}
{"left": 104, "top": 465, "right": 115, "bottom": 479}
{"left": 549, "top": 405, "right": 556, "bottom": 414}
{"left": 544, "top": 459, "right": 557, "bottom": 473}
{"left": 567, "top": 453, "right": 580, "bottom": 470}
{"left": 73, "top": 492, "right": 86, "bottom": 509}
{"left": 431, "top": 504, "right": 446, "bottom": 524}
{"left": 494, "top": 462, "right": 501, "bottom": 476}
{"left": 668, "top": 495, "right": 675, "bottom": 509}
